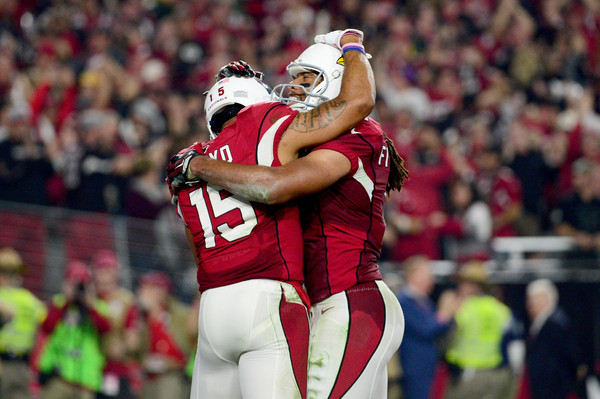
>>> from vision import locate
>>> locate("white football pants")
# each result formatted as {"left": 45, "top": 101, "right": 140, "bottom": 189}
{"left": 190, "top": 279, "right": 310, "bottom": 399}
{"left": 307, "top": 280, "right": 405, "bottom": 399}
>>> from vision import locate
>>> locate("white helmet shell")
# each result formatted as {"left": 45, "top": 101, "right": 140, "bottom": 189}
{"left": 204, "top": 76, "right": 271, "bottom": 138}
{"left": 272, "top": 43, "right": 345, "bottom": 111}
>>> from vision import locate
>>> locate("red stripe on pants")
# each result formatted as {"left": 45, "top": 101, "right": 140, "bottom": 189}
{"left": 280, "top": 292, "right": 310, "bottom": 399}
{"left": 330, "top": 281, "right": 386, "bottom": 398}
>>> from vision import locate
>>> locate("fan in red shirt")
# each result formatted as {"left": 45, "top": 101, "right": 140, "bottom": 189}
{"left": 475, "top": 143, "right": 524, "bottom": 237}
{"left": 386, "top": 123, "right": 458, "bottom": 261}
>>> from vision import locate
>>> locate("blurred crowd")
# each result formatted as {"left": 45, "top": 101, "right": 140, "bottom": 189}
{"left": 0, "top": 246, "right": 589, "bottom": 399}
{"left": 0, "top": 246, "right": 198, "bottom": 399}
{"left": 1, "top": 0, "right": 600, "bottom": 264}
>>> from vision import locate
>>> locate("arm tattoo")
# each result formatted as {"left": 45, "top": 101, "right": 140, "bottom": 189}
{"left": 288, "top": 99, "right": 347, "bottom": 133}
{"left": 199, "top": 168, "right": 273, "bottom": 204}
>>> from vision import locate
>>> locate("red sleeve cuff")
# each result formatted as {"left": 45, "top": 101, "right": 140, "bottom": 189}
{"left": 41, "top": 302, "right": 68, "bottom": 334}
{"left": 87, "top": 306, "right": 111, "bottom": 334}
{"left": 312, "top": 141, "right": 359, "bottom": 176}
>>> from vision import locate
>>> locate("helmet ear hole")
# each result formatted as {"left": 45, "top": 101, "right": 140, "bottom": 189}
{"left": 210, "top": 104, "right": 244, "bottom": 135}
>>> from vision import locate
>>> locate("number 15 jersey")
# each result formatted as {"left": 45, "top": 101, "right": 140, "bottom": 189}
{"left": 175, "top": 102, "right": 305, "bottom": 294}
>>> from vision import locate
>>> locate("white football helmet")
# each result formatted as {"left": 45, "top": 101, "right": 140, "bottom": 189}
{"left": 204, "top": 76, "right": 271, "bottom": 138}
{"left": 272, "top": 43, "right": 345, "bottom": 111}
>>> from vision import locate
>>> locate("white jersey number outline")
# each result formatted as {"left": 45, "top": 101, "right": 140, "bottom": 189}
{"left": 190, "top": 185, "right": 258, "bottom": 249}
{"left": 189, "top": 115, "right": 289, "bottom": 249}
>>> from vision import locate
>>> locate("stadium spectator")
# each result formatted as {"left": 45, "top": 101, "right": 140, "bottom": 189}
{"left": 28, "top": 61, "right": 77, "bottom": 136}
{"left": 524, "top": 279, "right": 580, "bottom": 399}
{"left": 386, "top": 123, "right": 458, "bottom": 261}
{"left": 0, "top": 107, "right": 55, "bottom": 206}
{"left": 443, "top": 261, "right": 516, "bottom": 399}
{"left": 136, "top": 271, "right": 194, "bottom": 399}
{"left": 37, "top": 260, "right": 111, "bottom": 399}
{"left": 474, "top": 143, "right": 524, "bottom": 238}
{"left": 438, "top": 178, "right": 493, "bottom": 262}
{"left": 0, "top": 247, "right": 47, "bottom": 399}
{"left": 91, "top": 250, "right": 143, "bottom": 399}
{"left": 552, "top": 157, "right": 600, "bottom": 267}
{"left": 375, "top": 17, "right": 432, "bottom": 124}
{"left": 397, "top": 255, "right": 458, "bottom": 399}
{"left": 123, "top": 138, "right": 172, "bottom": 220}
{"left": 59, "top": 110, "right": 138, "bottom": 213}
{"left": 503, "top": 119, "right": 562, "bottom": 235}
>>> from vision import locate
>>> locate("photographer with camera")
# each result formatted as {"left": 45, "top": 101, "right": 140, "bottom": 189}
{"left": 37, "top": 260, "right": 111, "bottom": 399}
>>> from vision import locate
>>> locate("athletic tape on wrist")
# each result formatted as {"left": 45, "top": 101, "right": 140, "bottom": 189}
{"left": 183, "top": 156, "right": 196, "bottom": 180}
{"left": 341, "top": 31, "right": 363, "bottom": 43}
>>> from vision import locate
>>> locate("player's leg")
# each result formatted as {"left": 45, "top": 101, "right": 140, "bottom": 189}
{"left": 238, "top": 281, "right": 309, "bottom": 399}
{"left": 306, "top": 292, "right": 350, "bottom": 399}
{"left": 190, "top": 345, "right": 240, "bottom": 399}
{"left": 190, "top": 284, "right": 246, "bottom": 399}
{"left": 307, "top": 280, "right": 404, "bottom": 399}
{"left": 341, "top": 280, "right": 405, "bottom": 398}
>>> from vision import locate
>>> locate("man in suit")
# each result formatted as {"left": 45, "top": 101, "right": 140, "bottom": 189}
{"left": 397, "top": 255, "right": 457, "bottom": 399}
{"left": 525, "top": 279, "right": 578, "bottom": 399}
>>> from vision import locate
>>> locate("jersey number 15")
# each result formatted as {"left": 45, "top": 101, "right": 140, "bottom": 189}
{"left": 190, "top": 185, "right": 258, "bottom": 249}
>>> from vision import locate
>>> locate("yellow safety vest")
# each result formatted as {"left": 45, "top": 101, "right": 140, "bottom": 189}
{"left": 446, "top": 295, "right": 511, "bottom": 369}
{"left": 0, "top": 286, "right": 47, "bottom": 355}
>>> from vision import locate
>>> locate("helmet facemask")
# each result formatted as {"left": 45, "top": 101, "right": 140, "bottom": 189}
{"left": 271, "top": 65, "right": 330, "bottom": 110}
{"left": 271, "top": 43, "right": 344, "bottom": 112}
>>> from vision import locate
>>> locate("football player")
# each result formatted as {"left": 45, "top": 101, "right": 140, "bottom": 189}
{"left": 168, "top": 30, "right": 375, "bottom": 399}
{"left": 169, "top": 32, "right": 408, "bottom": 399}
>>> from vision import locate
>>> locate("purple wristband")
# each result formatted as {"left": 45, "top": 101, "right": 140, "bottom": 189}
{"left": 342, "top": 43, "right": 366, "bottom": 54}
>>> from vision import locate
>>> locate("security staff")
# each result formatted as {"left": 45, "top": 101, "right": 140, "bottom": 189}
{"left": 444, "top": 261, "right": 515, "bottom": 399}
{"left": 0, "top": 247, "right": 47, "bottom": 399}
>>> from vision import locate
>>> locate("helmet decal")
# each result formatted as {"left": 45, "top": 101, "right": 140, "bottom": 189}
{"left": 204, "top": 76, "right": 271, "bottom": 139}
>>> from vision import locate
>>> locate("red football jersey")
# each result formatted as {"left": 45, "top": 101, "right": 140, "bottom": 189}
{"left": 302, "top": 118, "right": 386, "bottom": 304}
{"left": 176, "top": 102, "right": 305, "bottom": 292}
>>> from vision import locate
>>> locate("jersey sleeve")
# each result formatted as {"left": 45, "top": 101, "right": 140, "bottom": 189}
{"left": 175, "top": 141, "right": 205, "bottom": 156}
{"left": 311, "top": 135, "right": 360, "bottom": 176}
{"left": 233, "top": 102, "right": 299, "bottom": 167}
